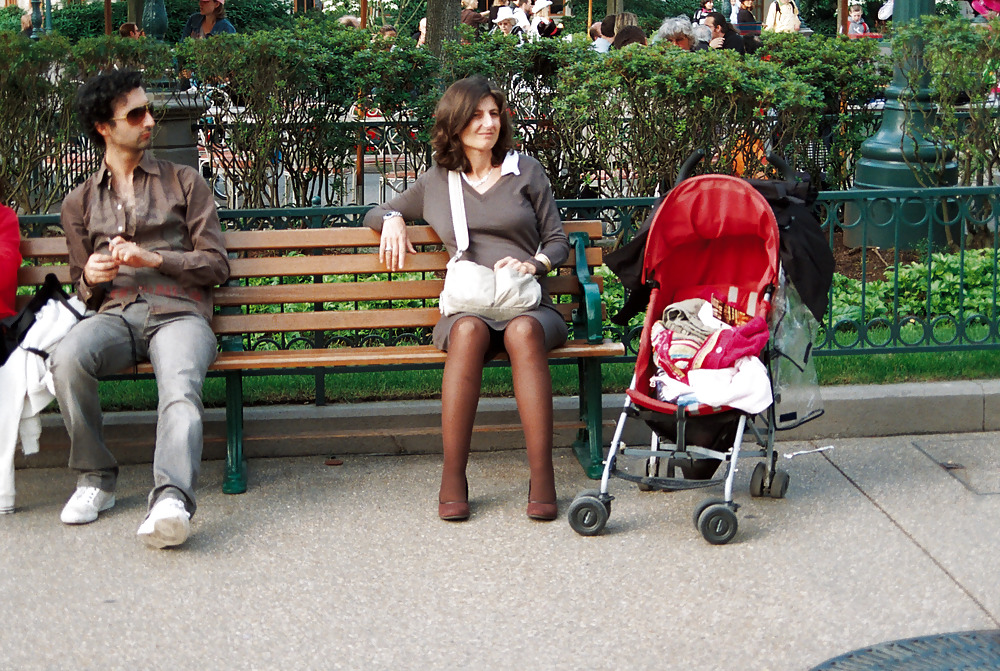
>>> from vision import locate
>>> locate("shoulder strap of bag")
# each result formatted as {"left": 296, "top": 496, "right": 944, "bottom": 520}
{"left": 448, "top": 170, "right": 470, "bottom": 256}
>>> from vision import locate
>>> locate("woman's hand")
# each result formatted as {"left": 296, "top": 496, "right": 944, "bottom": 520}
{"left": 379, "top": 216, "right": 416, "bottom": 272}
{"left": 494, "top": 256, "right": 536, "bottom": 276}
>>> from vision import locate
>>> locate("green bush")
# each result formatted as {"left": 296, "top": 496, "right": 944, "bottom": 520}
{"left": 51, "top": 1, "right": 128, "bottom": 42}
{"left": 0, "top": 27, "right": 892, "bottom": 212}
{"left": 895, "top": 15, "right": 1000, "bottom": 186}
{"left": 0, "top": 6, "right": 22, "bottom": 34}
{"left": 829, "top": 249, "right": 1000, "bottom": 327}
{"left": 758, "top": 32, "right": 891, "bottom": 188}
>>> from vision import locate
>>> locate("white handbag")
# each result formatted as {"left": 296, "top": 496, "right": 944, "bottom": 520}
{"left": 438, "top": 170, "right": 541, "bottom": 321}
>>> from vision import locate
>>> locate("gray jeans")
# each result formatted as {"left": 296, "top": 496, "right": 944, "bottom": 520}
{"left": 50, "top": 301, "right": 217, "bottom": 515}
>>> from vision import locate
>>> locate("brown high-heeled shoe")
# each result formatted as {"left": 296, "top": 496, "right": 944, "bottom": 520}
{"left": 527, "top": 483, "right": 557, "bottom": 521}
{"left": 438, "top": 479, "right": 469, "bottom": 521}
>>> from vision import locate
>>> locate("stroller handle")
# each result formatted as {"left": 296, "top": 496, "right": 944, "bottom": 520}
{"left": 673, "top": 149, "right": 706, "bottom": 187}
{"left": 765, "top": 153, "right": 797, "bottom": 181}
{"left": 673, "top": 150, "right": 798, "bottom": 187}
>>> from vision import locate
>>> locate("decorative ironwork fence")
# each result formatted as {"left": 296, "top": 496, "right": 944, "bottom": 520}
{"left": 19, "top": 185, "right": 1000, "bottom": 360}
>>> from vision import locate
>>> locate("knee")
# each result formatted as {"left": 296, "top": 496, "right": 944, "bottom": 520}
{"left": 49, "top": 333, "right": 92, "bottom": 385}
{"left": 504, "top": 316, "right": 544, "bottom": 349}
{"left": 449, "top": 316, "right": 490, "bottom": 348}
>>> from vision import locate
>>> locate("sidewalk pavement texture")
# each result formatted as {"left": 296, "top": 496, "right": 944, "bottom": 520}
{"left": 1, "top": 432, "right": 998, "bottom": 669}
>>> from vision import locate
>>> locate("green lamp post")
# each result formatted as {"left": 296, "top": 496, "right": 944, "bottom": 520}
{"left": 142, "top": 0, "right": 169, "bottom": 40}
{"left": 845, "top": 0, "right": 958, "bottom": 250}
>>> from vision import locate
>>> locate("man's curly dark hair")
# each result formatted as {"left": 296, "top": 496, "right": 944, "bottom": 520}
{"left": 75, "top": 69, "right": 144, "bottom": 149}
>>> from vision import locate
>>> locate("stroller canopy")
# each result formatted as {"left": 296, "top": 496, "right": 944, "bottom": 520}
{"left": 643, "top": 174, "right": 779, "bottom": 316}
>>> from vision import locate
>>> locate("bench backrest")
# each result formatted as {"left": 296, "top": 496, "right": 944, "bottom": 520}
{"left": 18, "top": 221, "right": 606, "bottom": 347}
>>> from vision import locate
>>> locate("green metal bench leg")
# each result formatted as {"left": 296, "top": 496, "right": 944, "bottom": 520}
{"left": 572, "top": 357, "right": 606, "bottom": 479}
{"left": 222, "top": 370, "right": 247, "bottom": 494}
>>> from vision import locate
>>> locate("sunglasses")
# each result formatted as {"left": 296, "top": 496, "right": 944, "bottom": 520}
{"left": 111, "top": 103, "right": 155, "bottom": 125}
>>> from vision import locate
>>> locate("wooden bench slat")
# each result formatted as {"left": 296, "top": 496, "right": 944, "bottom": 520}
{"left": 18, "top": 221, "right": 603, "bottom": 258}
{"left": 17, "top": 266, "right": 72, "bottom": 285}
{"left": 211, "top": 303, "right": 586, "bottom": 334}
{"left": 222, "top": 221, "right": 602, "bottom": 250}
{"left": 19, "top": 238, "right": 69, "bottom": 256}
{"left": 225, "top": 248, "right": 600, "bottom": 279}
{"left": 199, "top": 340, "right": 624, "bottom": 370}
{"left": 212, "top": 275, "right": 591, "bottom": 306}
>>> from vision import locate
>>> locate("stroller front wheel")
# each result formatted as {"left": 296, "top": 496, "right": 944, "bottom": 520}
{"left": 697, "top": 504, "right": 739, "bottom": 545}
{"left": 568, "top": 495, "right": 609, "bottom": 536}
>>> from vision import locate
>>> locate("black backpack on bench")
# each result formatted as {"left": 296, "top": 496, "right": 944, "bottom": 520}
{"left": 0, "top": 273, "right": 83, "bottom": 367}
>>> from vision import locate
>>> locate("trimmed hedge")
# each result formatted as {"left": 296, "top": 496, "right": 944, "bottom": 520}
{"left": 1, "top": 28, "right": 891, "bottom": 212}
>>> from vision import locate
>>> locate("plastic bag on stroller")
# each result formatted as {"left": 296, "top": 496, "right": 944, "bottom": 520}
{"left": 770, "top": 277, "right": 824, "bottom": 430}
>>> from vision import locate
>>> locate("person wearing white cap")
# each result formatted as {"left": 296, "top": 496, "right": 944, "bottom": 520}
{"left": 528, "top": 0, "right": 562, "bottom": 39}
{"left": 181, "top": 0, "right": 236, "bottom": 39}
{"left": 492, "top": 5, "right": 525, "bottom": 38}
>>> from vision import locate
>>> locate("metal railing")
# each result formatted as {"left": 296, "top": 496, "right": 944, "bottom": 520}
{"left": 19, "top": 186, "right": 1000, "bottom": 359}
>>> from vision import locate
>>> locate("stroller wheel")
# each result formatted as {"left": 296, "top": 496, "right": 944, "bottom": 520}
{"left": 577, "top": 489, "right": 611, "bottom": 514}
{"left": 697, "top": 504, "right": 738, "bottom": 545}
{"left": 692, "top": 498, "right": 727, "bottom": 528}
{"left": 749, "top": 462, "right": 767, "bottom": 497}
{"left": 769, "top": 470, "right": 790, "bottom": 499}
{"left": 568, "top": 495, "right": 609, "bottom": 536}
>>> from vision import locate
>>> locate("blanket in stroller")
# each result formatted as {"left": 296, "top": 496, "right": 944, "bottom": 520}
{"left": 649, "top": 297, "right": 772, "bottom": 413}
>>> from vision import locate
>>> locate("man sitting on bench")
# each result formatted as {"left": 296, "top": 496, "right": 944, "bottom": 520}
{"left": 53, "top": 69, "right": 230, "bottom": 549}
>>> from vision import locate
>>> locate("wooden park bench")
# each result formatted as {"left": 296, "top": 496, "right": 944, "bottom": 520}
{"left": 17, "top": 218, "right": 624, "bottom": 493}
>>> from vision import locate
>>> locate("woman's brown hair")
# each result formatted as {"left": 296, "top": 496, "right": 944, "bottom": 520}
{"left": 431, "top": 76, "right": 513, "bottom": 172}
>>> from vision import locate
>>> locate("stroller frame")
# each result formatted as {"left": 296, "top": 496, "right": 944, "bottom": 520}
{"left": 568, "top": 171, "right": 790, "bottom": 544}
{"left": 567, "top": 370, "right": 788, "bottom": 544}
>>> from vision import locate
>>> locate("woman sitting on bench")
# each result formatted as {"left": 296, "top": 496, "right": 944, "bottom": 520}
{"left": 364, "top": 76, "right": 569, "bottom": 522}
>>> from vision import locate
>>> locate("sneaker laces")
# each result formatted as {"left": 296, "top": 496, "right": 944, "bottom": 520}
{"left": 70, "top": 486, "right": 103, "bottom": 506}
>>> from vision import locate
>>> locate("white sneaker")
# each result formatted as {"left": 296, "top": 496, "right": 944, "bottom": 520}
{"left": 60, "top": 487, "right": 115, "bottom": 524}
{"left": 137, "top": 498, "right": 191, "bottom": 549}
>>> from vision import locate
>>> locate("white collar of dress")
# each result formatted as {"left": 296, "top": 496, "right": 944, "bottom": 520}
{"left": 500, "top": 151, "right": 520, "bottom": 177}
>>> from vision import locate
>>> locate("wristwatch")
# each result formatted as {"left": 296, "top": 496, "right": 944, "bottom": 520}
{"left": 382, "top": 210, "right": 403, "bottom": 221}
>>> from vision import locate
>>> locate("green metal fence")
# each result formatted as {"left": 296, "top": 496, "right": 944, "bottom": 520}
{"left": 19, "top": 185, "right": 1000, "bottom": 360}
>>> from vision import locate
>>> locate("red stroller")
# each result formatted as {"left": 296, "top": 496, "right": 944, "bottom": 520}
{"left": 567, "top": 174, "right": 787, "bottom": 544}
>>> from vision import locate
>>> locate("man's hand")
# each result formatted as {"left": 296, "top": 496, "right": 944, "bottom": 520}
{"left": 109, "top": 236, "right": 162, "bottom": 269}
{"left": 709, "top": 36, "right": 725, "bottom": 48}
{"left": 83, "top": 253, "right": 119, "bottom": 286}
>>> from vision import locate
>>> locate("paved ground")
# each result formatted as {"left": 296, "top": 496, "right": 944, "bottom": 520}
{"left": 2, "top": 431, "right": 998, "bottom": 670}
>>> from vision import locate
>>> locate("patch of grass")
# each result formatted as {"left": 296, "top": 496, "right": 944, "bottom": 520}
{"left": 815, "top": 350, "right": 1000, "bottom": 386}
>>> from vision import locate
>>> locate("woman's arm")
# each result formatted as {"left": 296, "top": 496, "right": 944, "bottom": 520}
{"left": 363, "top": 172, "right": 429, "bottom": 271}
{"left": 524, "top": 161, "right": 569, "bottom": 276}
{"left": 180, "top": 13, "right": 199, "bottom": 39}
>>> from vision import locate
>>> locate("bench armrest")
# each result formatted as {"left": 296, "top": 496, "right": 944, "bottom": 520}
{"left": 568, "top": 231, "right": 603, "bottom": 344}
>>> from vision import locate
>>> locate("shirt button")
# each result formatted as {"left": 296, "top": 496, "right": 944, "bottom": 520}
{"left": 117, "top": 204, "right": 122, "bottom": 210}
{"left": 118, "top": 226, "right": 124, "bottom": 232}
{"left": 716, "top": 347, "right": 723, "bottom": 353}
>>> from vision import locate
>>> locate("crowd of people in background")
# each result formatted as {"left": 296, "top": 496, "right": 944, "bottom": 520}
{"left": 13, "top": 0, "right": 816, "bottom": 52}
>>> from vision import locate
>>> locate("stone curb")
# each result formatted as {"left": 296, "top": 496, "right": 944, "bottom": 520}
{"left": 17, "top": 379, "right": 1000, "bottom": 469}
